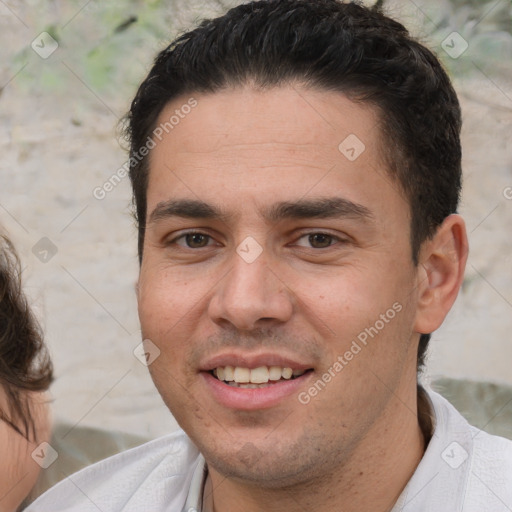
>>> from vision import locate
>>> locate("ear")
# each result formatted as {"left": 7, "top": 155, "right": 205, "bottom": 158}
{"left": 414, "top": 214, "right": 468, "bottom": 334}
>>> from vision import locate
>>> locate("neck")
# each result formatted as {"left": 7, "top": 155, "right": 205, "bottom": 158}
{"left": 204, "top": 387, "right": 429, "bottom": 512}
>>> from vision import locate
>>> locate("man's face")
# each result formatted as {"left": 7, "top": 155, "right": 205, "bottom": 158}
{"left": 137, "top": 85, "right": 423, "bottom": 486}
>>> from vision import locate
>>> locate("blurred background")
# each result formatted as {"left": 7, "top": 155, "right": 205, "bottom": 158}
{"left": 1, "top": 0, "right": 511, "bottom": 439}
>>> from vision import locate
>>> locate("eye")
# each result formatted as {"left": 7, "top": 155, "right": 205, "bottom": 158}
{"left": 174, "top": 232, "right": 214, "bottom": 248}
{"left": 307, "top": 233, "right": 334, "bottom": 248}
{"left": 295, "top": 232, "right": 342, "bottom": 249}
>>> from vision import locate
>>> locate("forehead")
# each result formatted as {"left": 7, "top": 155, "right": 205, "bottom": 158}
{"left": 147, "top": 85, "right": 406, "bottom": 222}
{"left": 153, "top": 85, "right": 382, "bottom": 159}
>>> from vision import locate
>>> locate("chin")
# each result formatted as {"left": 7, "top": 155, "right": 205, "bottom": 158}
{"left": 196, "top": 431, "right": 326, "bottom": 489}
{"left": 211, "top": 453, "right": 322, "bottom": 489}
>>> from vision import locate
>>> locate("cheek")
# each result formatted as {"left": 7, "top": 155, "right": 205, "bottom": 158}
{"left": 138, "top": 268, "right": 191, "bottom": 334}
{"left": 0, "top": 400, "right": 49, "bottom": 510}
{"left": 138, "top": 259, "right": 214, "bottom": 319}
{"left": 292, "top": 264, "right": 414, "bottom": 356}
{"left": 291, "top": 268, "right": 383, "bottom": 328}
{"left": 137, "top": 270, "right": 204, "bottom": 376}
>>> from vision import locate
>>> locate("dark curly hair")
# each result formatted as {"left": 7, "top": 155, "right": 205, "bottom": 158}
{"left": 0, "top": 235, "right": 53, "bottom": 440}
{"left": 124, "top": 0, "right": 462, "bottom": 371}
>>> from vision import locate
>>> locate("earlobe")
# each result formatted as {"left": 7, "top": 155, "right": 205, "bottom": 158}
{"left": 414, "top": 214, "right": 468, "bottom": 334}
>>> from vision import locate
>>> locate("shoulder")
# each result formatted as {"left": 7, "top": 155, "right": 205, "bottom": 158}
{"left": 465, "top": 425, "right": 512, "bottom": 510}
{"left": 25, "top": 429, "right": 200, "bottom": 512}
{"left": 427, "top": 388, "right": 512, "bottom": 511}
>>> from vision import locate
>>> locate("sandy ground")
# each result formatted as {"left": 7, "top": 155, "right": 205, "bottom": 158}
{"left": 1, "top": 0, "right": 511, "bottom": 438}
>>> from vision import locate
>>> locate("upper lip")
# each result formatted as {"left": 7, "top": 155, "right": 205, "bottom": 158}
{"left": 200, "top": 351, "right": 313, "bottom": 372}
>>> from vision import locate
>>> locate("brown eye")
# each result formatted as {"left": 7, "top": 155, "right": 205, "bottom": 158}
{"left": 308, "top": 233, "right": 334, "bottom": 248}
{"left": 185, "top": 233, "right": 210, "bottom": 248}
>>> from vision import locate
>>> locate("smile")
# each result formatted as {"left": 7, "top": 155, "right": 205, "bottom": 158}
{"left": 211, "top": 365, "right": 309, "bottom": 388}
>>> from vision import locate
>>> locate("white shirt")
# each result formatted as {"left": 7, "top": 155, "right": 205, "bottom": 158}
{"left": 26, "top": 389, "right": 512, "bottom": 511}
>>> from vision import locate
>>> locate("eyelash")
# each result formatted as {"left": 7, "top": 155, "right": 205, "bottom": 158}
{"left": 171, "top": 231, "right": 219, "bottom": 249}
{"left": 169, "top": 231, "right": 347, "bottom": 249}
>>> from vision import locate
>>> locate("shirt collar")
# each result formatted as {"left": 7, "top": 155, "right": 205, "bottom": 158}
{"left": 182, "top": 454, "right": 207, "bottom": 512}
{"left": 181, "top": 389, "right": 472, "bottom": 512}
{"left": 391, "top": 388, "right": 473, "bottom": 511}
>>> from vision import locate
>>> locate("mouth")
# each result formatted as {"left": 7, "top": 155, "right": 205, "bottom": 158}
{"left": 209, "top": 365, "right": 313, "bottom": 389}
{"left": 200, "top": 353, "right": 315, "bottom": 409}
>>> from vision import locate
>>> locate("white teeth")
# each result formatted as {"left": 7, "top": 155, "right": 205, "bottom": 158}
{"left": 213, "top": 365, "right": 307, "bottom": 384}
{"left": 224, "top": 366, "right": 234, "bottom": 381}
{"left": 233, "top": 367, "right": 250, "bottom": 383}
{"left": 269, "top": 366, "right": 282, "bottom": 381}
{"left": 282, "top": 367, "right": 293, "bottom": 379}
{"left": 250, "top": 366, "right": 269, "bottom": 384}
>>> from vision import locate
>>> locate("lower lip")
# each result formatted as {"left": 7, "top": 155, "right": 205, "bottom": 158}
{"left": 201, "top": 371, "right": 312, "bottom": 410}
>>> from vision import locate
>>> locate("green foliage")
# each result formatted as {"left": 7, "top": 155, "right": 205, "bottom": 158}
{"left": 420, "top": 0, "right": 512, "bottom": 78}
{"left": 6, "top": 0, "right": 512, "bottom": 100}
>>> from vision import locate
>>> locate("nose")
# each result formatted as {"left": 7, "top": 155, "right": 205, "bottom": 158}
{"left": 208, "top": 247, "right": 294, "bottom": 331}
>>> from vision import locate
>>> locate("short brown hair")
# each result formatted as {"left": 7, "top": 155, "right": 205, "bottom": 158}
{"left": 0, "top": 236, "right": 53, "bottom": 440}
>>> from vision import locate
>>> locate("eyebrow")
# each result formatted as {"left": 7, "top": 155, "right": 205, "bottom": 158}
{"left": 148, "top": 197, "right": 374, "bottom": 225}
{"left": 149, "top": 199, "right": 231, "bottom": 224}
{"left": 265, "top": 197, "right": 374, "bottom": 222}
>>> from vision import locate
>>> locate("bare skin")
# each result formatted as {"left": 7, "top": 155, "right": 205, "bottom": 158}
{"left": 0, "top": 390, "right": 50, "bottom": 512}
{"left": 137, "top": 85, "right": 468, "bottom": 512}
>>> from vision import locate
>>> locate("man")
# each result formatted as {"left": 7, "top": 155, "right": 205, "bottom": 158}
{"left": 27, "top": 0, "right": 512, "bottom": 511}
